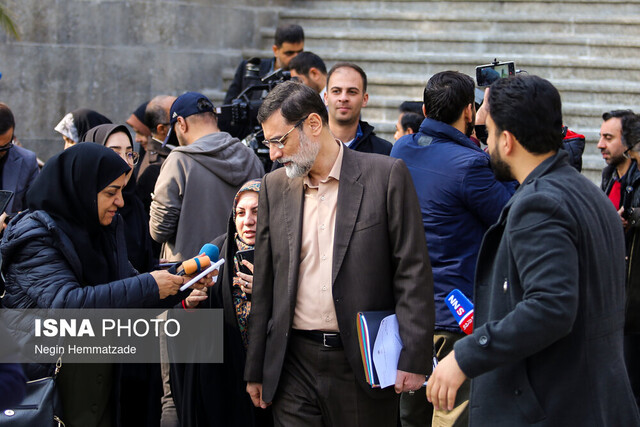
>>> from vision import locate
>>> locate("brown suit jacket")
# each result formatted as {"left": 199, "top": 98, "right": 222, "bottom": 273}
{"left": 244, "top": 147, "right": 435, "bottom": 402}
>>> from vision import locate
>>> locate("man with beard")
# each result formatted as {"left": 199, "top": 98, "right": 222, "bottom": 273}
{"left": 598, "top": 109, "right": 636, "bottom": 213}
{"left": 390, "top": 71, "right": 513, "bottom": 427}
{"left": 245, "top": 81, "right": 435, "bottom": 426}
{"left": 427, "top": 74, "right": 640, "bottom": 426}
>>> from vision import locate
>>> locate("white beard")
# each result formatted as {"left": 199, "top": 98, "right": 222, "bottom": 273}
{"left": 281, "top": 130, "right": 319, "bottom": 179}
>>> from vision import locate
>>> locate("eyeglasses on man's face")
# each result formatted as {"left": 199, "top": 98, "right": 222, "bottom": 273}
{"left": 261, "top": 115, "right": 309, "bottom": 149}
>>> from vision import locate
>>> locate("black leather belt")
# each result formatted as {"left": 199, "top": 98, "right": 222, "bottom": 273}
{"left": 293, "top": 329, "right": 342, "bottom": 348}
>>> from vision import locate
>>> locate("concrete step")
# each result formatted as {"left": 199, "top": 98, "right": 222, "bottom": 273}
{"left": 203, "top": 89, "right": 227, "bottom": 106}
{"left": 260, "top": 28, "right": 640, "bottom": 59}
{"left": 555, "top": 80, "right": 640, "bottom": 105}
{"left": 278, "top": 10, "right": 640, "bottom": 36}
{"left": 361, "top": 94, "right": 634, "bottom": 130}
{"left": 220, "top": 68, "right": 640, "bottom": 110}
{"left": 286, "top": 1, "right": 640, "bottom": 17}
{"left": 240, "top": 47, "right": 640, "bottom": 81}
{"left": 362, "top": 74, "right": 640, "bottom": 106}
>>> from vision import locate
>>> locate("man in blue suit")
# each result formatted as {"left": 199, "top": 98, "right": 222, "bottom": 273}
{"left": 0, "top": 103, "right": 39, "bottom": 217}
{"left": 391, "top": 71, "right": 513, "bottom": 426}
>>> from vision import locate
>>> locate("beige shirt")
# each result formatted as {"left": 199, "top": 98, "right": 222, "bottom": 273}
{"left": 292, "top": 142, "right": 344, "bottom": 332}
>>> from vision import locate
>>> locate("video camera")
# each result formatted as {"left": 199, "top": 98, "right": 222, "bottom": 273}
{"left": 216, "top": 58, "right": 292, "bottom": 170}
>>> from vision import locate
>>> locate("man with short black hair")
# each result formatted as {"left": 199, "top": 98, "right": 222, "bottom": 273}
{"left": 149, "top": 92, "right": 264, "bottom": 261}
{"left": 607, "top": 112, "right": 640, "bottom": 409}
{"left": 427, "top": 74, "right": 640, "bottom": 425}
{"left": 224, "top": 24, "right": 304, "bottom": 104}
{"left": 135, "top": 95, "right": 175, "bottom": 215}
{"left": 399, "top": 101, "right": 424, "bottom": 116}
{"left": 126, "top": 101, "right": 151, "bottom": 153}
{"left": 391, "top": 71, "right": 513, "bottom": 427}
{"left": 394, "top": 112, "right": 423, "bottom": 141}
{"left": 598, "top": 109, "right": 636, "bottom": 212}
{"left": 0, "top": 103, "right": 39, "bottom": 216}
{"left": 245, "top": 81, "right": 434, "bottom": 426}
{"left": 325, "top": 62, "right": 392, "bottom": 155}
{"left": 288, "top": 51, "right": 327, "bottom": 99}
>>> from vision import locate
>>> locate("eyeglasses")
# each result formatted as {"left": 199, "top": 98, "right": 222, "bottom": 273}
{"left": 261, "top": 115, "right": 309, "bottom": 149}
{"left": 110, "top": 148, "right": 140, "bottom": 166}
{"left": 0, "top": 135, "right": 15, "bottom": 152}
{"left": 0, "top": 141, "right": 13, "bottom": 152}
{"left": 125, "top": 151, "right": 140, "bottom": 165}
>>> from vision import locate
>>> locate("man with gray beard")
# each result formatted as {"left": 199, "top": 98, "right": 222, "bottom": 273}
{"left": 244, "top": 82, "right": 435, "bottom": 426}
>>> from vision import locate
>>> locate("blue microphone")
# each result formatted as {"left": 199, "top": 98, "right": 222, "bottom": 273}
{"left": 167, "top": 244, "right": 219, "bottom": 276}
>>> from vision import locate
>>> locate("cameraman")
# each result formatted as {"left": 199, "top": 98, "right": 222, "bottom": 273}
{"left": 224, "top": 24, "right": 304, "bottom": 104}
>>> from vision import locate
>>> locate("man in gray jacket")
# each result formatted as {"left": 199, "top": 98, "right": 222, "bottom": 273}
{"left": 150, "top": 92, "right": 264, "bottom": 261}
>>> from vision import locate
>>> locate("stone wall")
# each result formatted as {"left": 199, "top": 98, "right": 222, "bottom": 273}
{"left": 0, "top": 0, "right": 288, "bottom": 160}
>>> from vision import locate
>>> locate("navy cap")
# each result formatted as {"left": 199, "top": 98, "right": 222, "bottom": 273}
{"left": 163, "top": 92, "right": 215, "bottom": 147}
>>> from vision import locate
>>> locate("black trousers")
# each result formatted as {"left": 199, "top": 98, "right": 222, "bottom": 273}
{"left": 272, "top": 333, "right": 399, "bottom": 427}
{"left": 624, "top": 333, "right": 640, "bottom": 409}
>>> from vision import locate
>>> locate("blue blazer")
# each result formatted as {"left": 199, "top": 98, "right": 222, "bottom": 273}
{"left": 2, "top": 145, "right": 39, "bottom": 214}
{"left": 391, "top": 118, "right": 513, "bottom": 332}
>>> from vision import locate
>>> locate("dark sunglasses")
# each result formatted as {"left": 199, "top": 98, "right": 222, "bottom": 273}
{"left": 0, "top": 139, "right": 14, "bottom": 152}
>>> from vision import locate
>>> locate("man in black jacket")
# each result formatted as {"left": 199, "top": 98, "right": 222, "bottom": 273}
{"left": 598, "top": 109, "right": 636, "bottom": 212}
{"left": 289, "top": 51, "right": 328, "bottom": 100}
{"left": 224, "top": 24, "right": 304, "bottom": 104}
{"left": 427, "top": 75, "right": 640, "bottom": 425}
{"left": 607, "top": 112, "right": 640, "bottom": 409}
{"left": 325, "top": 62, "right": 392, "bottom": 155}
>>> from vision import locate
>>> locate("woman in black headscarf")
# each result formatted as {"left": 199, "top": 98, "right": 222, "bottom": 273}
{"left": 0, "top": 143, "right": 196, "bottom": 426}
{"left": 54, "top": 108, "right": 112, "bottom": 149}
{"left": 82, "top": 123, "right": 156, "bottom": 273}
{"left": 82, "top": 124, "right": 162, "bottom": 426}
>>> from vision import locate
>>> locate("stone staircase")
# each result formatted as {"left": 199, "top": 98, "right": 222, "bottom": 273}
{"left": 213, "top": 0, "right": 640, "bottom": 182}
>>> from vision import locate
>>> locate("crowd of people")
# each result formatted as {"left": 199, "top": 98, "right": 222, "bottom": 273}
{"left": 1, "top": 22, "right": 640, "bottom": 427}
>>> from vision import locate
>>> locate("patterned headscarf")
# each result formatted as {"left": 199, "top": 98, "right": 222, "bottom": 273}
{"left": 54, "top": 109, "right": 112, "bottom": 143}
{"left": 232, "top": 179, "right": 261, "bottom": 349}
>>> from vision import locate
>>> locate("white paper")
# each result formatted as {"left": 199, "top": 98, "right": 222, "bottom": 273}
{"left": 180, "top": 258, "right": 225, "bottom": 291}
{"left": 372, "top": 314, "right": 403, "bottom": 389}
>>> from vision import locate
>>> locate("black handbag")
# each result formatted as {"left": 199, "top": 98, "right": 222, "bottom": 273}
{"left": 0, "top": 358, "right": 65, "bottom": 427}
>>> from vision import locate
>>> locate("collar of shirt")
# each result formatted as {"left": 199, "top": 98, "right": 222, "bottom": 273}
{"left": 303, "top": 140, "right": 344, "bottom": 189}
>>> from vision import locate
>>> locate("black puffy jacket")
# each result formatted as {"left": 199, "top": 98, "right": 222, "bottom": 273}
{"left": 0, "top": 210, "right": 160, "bottom": 309}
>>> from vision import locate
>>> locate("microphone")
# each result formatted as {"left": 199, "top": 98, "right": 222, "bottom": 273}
{"left": 445, "top": 289, "right": 474, "bottom": 335}
{"left": 169, "top": 244, "right": 219, "bottom": 276}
